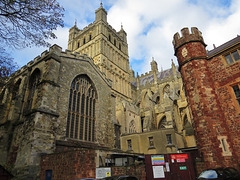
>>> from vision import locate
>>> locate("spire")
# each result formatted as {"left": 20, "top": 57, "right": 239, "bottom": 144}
{"left": 118, "top": 22, "right": 127, "bottom": 42}
{"left": 95, "top": 1, "right": 107, "bottom": 22}
{"left": 171, "top": 59, "right": 177, "bottom": 78}
{"left": 75, "top": 19, "right": 77, "bottom": 26}
{"left": 151, "top": 57, "right": 158, "bottom": 72}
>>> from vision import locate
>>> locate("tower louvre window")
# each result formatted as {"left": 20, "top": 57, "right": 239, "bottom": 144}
{"left": 83, "top": 38, "right": 86, "bottom": 45}
{"left": 66, "top": 75, "right": 97, "bottom": 142}
{"left": 225, "top": 49, "right": 240, "bottom": 64}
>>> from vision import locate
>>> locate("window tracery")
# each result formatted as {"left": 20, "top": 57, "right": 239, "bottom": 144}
{"left": 66, "top": 75, "right": 97, "bottom": 142}
{"left": 129, "top": 120, "right": 136, "bottom": 133}
{"left": 158, "top": 116, "right": 167, "bottom": 129}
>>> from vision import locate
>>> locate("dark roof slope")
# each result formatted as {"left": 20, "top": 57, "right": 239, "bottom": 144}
{"left": 207, "top": 35, "right": 240, "bottom": 57}
{"left": 131, "top": 67, "right": 179, "bottom": 87}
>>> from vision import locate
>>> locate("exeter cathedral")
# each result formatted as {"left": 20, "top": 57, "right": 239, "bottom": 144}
{"left": 1, "top": 3, "right": 240, "bottom": 180}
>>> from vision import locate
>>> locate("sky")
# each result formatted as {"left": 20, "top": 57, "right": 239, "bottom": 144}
{"left": 9, "top": 0, "right": 240, "bottom": 75}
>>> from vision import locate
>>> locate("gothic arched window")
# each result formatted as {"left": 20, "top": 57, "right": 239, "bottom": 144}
{"left": 158, "top": 116, "right": 167, "bottom": 129}
{"left": 27, "top": 69, "right": 40, "bottom": 111}
{"left": 12, "top": 79, "right": 21, "bottom": 100}
{"left": 183, "top": 115, "right": 194, "bottom": 136}
{"left": 66, "top": 75, "right": 97, "bottom": 142}
{"left": 129, "top": 120, "right": 136, "bottom": 133}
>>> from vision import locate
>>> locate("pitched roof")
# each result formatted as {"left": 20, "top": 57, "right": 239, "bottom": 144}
{"left": 207, "top": 35, "right": 240, "bottom": 57}
{"left": 131, "top": 67, "right": 179, "bottom": 87}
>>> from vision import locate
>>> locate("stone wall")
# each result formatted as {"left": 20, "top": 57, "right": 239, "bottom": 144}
{"left": 0, "top": 45, "right": 117, "bottom": 179}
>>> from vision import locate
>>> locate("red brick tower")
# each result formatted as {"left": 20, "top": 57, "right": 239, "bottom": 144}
{"left": 172, "top": 27, "right": 237, "bottom": 170}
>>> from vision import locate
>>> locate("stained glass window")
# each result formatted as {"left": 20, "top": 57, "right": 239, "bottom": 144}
{"left": 66, "top": 75, "right": 97, "bottom": 142}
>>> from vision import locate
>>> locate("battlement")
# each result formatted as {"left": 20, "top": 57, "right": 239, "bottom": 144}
{"left": 13, "top": 44, "right": 101, "bottom": 78}
{"left": 173, "top": 27, "right": 206, "bottom": 50}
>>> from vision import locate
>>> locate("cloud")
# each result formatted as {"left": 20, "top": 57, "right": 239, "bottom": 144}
{"left": 106, "top": 0, "right": 240, "bottom": 74}
{"left": 10, "top": 0, "right": 240, "bottom": 75}
{"left": 11, "top": 27, "right": 69, "bottom": 68}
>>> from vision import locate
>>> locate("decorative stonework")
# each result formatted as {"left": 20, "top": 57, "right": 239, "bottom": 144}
{"left": 181, "top": 47, "right": 188, "bottom": 58}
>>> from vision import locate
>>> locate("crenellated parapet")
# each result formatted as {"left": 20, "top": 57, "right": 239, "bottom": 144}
{"left": 173, "top": 27, "right": 208, "bottom": 70}
{"left": 173, "top": 27, "right": 206, "bottom": 51}
{"left": 11, "top": 44, "right": 103, "bottom": 80}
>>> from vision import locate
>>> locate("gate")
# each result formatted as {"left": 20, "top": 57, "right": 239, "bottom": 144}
{"left": 145, "top": 153, "right": 196, "bottom": 180}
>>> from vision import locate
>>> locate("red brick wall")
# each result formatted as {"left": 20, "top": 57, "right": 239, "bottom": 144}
{"left": 207, "top": 55, "right": 240, "bottom": 168}
{"left": 40, "top": 150, "right": 97, "bottom": 180}
{"left": 40, "top": 149, "right": 146, "bottom": 180}
{"left": 111, "top": 165, "right": 146, "bottom": 180}
{"left": 173, "top": 27, "right": 240, "bottom": 171}
{"left": 195, "top": 161, "right": 207, "bottom": 176}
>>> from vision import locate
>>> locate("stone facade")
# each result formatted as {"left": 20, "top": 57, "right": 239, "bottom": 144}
{"left": 173, "top": 27, "right": 240, "bottom": 170}
{"left": 0, "top": 4, "right": 197, "bottom": 179}
{"left": 120, "top": 59, "right": 196, "bottom": 154}
{"left": 0, "top": 45, "right": 116, "bottom": 179}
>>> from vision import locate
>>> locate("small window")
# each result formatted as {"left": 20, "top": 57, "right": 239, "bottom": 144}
{"left": 45, "top": 170, "right": 52, "bottom": 180}
{"left": 114, "top": 39, "right": 116, "bottom": 46}
{"left": 156, "top": 96, "right": 160, "bottom": 104}
{"left": 225, "top": 49, "right": 240, "bottom": 64}
{"left": 89, "top": 34, "right": 92, "bottom": 41}
{"left": 109, "top": 34, "right": 111, "bottom": 42}
{"left": 149, "top": 137, "right": 154, "bottom": 147}
{"left": 232, "top": 84, "right": 240, "bottom": 106}
{"left": 127, "top": 140, "right": 132, "bottom": 150}
{"left": 77, "top": 42, "right": 80, "bottom": 48}
{"left": 119, "top": 44, "right": 121, "bottom": 50}
{"left": 83, "top": 38, "right": 86, "bottom": 44}
{"left": 166, "top": 134, "right": 172, "bottom": 145}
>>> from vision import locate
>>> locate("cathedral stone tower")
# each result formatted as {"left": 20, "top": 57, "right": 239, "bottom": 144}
{"left": 173, "top": 27, "right": 236, "bottom": 168}
{"left": 68, "top": 4, "right": 131, "bottom": 101}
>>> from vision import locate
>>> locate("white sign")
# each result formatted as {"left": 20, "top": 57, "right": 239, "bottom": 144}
{"left": 153, "top": 166, "right": 165, "bottom": 178}
{"left": 96, "top": 168, "right": 111, "bottom": 179}
{"left": 165, "top": 162, "right": 170, "bottom": 172}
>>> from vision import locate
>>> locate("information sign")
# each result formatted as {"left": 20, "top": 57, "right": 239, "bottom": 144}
{"left": 151, "top": 155, "right": 165, "bottom": 165}
{"left": 96, "top": 168, "right": 111, "bottom": 179}
{"left": 171, "top": 154, "right": 188, "bottom": 159}
{"left": 153, "top": 166, "right": 165, "bottom": 178}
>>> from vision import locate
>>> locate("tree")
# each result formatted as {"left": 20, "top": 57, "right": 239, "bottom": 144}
{"left": 0, "top": 0, "right": 64, "bottom": 77}
{"left": 0, "top": 47, "right": 18, "bottom": 77}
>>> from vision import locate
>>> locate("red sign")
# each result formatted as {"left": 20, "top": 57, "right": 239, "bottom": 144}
{"left": 171, "top": 154, "right": 188, "bottom": 159}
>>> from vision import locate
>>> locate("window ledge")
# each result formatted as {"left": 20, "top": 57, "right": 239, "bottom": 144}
{"left": 148, "top": 146, "right": 156, "bottom": 150}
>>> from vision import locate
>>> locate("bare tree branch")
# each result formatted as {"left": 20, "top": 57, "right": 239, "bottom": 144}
{"left": 0, "top": 0, "right": 64, "bottom": 78}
